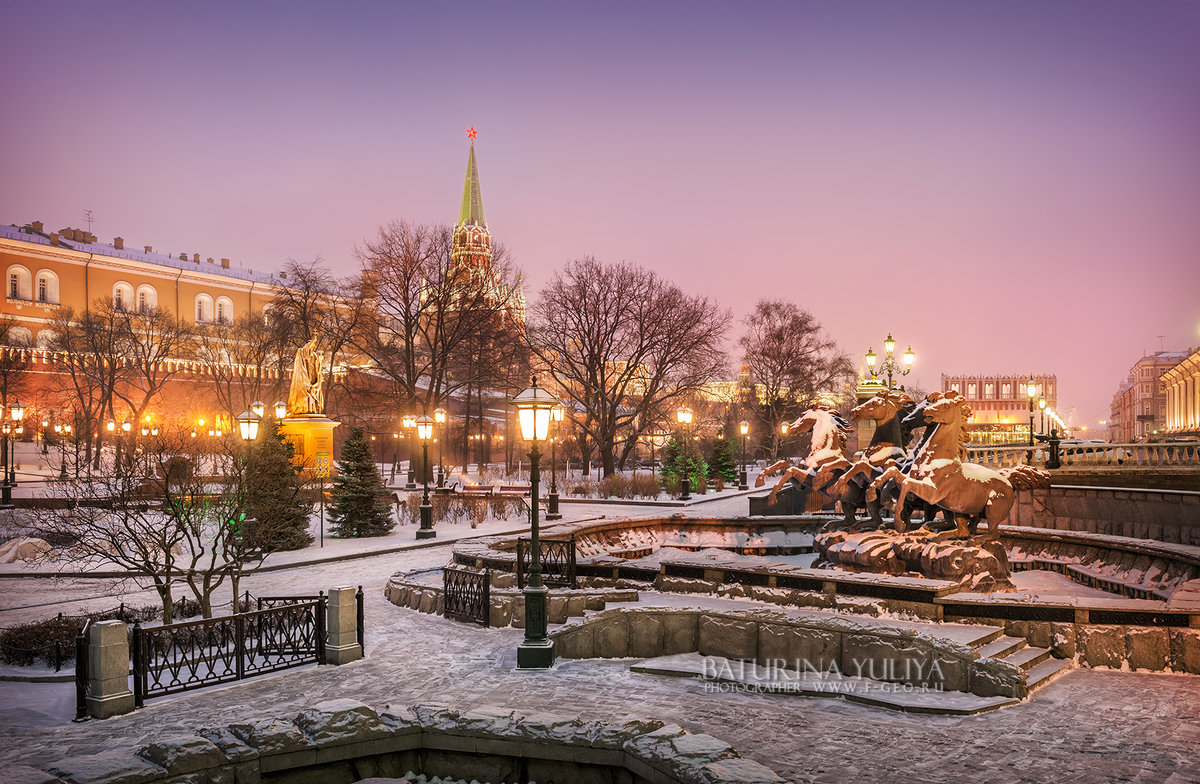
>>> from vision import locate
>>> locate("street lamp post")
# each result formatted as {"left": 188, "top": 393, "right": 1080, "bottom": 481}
{"left": 864, "top": 334, "right": 915, "bottom": 390}
{"left": 1038, "top": 395, "right": 1047, "bottom": 436}
{"left": 738, "top": 420, "right": 749, "bottom": 491}
{"left": 416, "top": 415, "right": 435, "bottom": 539}
{"left": 1026, "top": 377, "right": 1038, "bottom": 448}
{"left": 546, "top": 404, "right": 564, "bottom": 520}
{"left": 402, "top": 413, "right": 417, "bottom": 489}
{"left": 434, "top": 407, "right": 447, "bottom": 488}
{"left": 511, "top": 376, "right": 560, "bottom": 669}
{"left": 676, "top": 406, "right": 693, "bottom": 501}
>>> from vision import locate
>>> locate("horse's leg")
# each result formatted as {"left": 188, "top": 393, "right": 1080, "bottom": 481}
{"left": 767, "top": 467, "right": 801, "bottom": 505}
{"left": 756, "top": 460, "right": 789, "bottom": 488}
{"left": 934, "top": 515, "right": 973, "bottom": 541}
{"left": 984, "top": 482, "right": 1015, "bottom": 540}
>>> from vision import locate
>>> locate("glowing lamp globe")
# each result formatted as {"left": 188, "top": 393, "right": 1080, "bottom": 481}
{"left": 511, "top": 376, "right": 560, "bottom": 442}
{"left": 416, "top": 414, "right": 434, "bottom": 441}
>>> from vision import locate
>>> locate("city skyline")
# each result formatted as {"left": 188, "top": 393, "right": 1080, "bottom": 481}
{"left": 2, "top": 1, "right": 1198, "bottom": 427}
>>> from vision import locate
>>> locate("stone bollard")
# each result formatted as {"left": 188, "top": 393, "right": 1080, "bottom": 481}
{"left": 325, "top": 586, "right": 363, "bottom": 665}
{"left": 87, "top": 620, "right": 135, "bottom": 719}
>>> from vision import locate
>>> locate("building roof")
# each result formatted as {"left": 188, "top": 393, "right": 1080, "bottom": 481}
{"left": 456, "top": 140, "right": 487, "bottom": 229}
{"left": 1, "top": 222, "right": 289, "bottom": 287}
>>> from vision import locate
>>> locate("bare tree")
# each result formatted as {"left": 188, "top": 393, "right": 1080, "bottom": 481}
{"left": 195, "top": 313, "right": 290, "bottom": 416}
{"left": 739, "top": 299, "right": 853, "bottom": 458}
{"left": 268, "top": 259, "right": 367, "bottom": 415}
{"left": 0, "top": 316, "right": 31, "bottom": 411}
{"left": 528, "top": 258, "right": 731, "bottom": 477}
{"left": 354, "top": 221, "right": 526, "bottom": 435}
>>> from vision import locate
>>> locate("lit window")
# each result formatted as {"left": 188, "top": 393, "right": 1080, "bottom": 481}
{"left": 9, "top": 275, "right": 17, "bottom": 299}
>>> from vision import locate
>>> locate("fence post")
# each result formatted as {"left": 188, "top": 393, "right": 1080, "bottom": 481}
{"left": 86, "top": 619, "right": 135, "bottom": 719}
{"left": 73, "top": 623, "right": 89, "bottom": 722}
{"left": 324, "top": 586, "right": 361, "bottom": 664}
{"left": 355, "top": 586, "right": 365, "bottom": 654}
{"left": 235, "top": 614, "right": 246, "bottom": 681}
{"left": 315, "top": 592, "right": 327, "bottom": 664}
{"left": 131, "top": 622, "right": 143, "bottom": 708}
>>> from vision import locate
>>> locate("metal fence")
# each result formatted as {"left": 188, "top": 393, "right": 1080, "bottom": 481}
{"left": 73, "top": 620, "right": 91, "bottom": 722}
{"left": 131, "top": 597, "right": 326, "bottom": 706}
{"left": 443, "top": 568, "right": 490, "bottom": 626}
{"left": 516, "top": 533, "right": 577, "bottom": 588}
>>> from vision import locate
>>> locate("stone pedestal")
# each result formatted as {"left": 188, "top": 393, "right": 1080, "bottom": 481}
{"left": 325, "top": 586, "right": 363, "bottom": 665}
{"left": 816, "top": 530, "right": 1014, "bottom": 592}
{"left": 87, "top": 620, "right": 134, "bottom": 719}
{"left": 279, "top": 415, "right": 340, "bottom": 477}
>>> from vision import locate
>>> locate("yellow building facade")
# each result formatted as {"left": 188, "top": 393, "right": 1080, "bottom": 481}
{"left": 1, "top": 221, "right": 286, "bottom": 345}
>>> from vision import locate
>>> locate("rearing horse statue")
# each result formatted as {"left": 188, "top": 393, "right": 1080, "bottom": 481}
{"left": 871, "top": 390, "right": 1047, "bottom": 540}
{"left": 756, "top": 407, "right": 857, "bottom": 521}
{"left": 827, "top": 389, "right": 914, "bottom": 526}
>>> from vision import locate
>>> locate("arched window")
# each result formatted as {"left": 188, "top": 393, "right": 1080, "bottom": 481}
{"left": 136, "top": 284, "right": 158, "bottom": 314}
{"left": 36, "top": 329, "right": 58, "bottom": 349}
{"left": 113, "top": 282, "right": 134, "bottom": 312}
{"left": 5, "top": 326, "right": 33, "bottom": 346}
{"left": 215, "top": 296, "right": 233, "bottom": 325}
{"left": 6, "top": 265, "right": 32, "bottom": 300}
{"left": 195, "top": 294, "right": 214, "bottom": 323}
{"left": 34, "top": 270, "right": 59, "bottom": 304}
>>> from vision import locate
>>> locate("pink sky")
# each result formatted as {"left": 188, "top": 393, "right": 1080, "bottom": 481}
{"left": 2, "top": 1, "right": 1198, "bottom": 428}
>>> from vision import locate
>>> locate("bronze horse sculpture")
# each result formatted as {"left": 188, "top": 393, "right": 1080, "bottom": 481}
{"left": 756, "top": 407, "right": 860, "bottom": 523}
{"left": 871, "top": 390, "right": 1047, "bottom": 540}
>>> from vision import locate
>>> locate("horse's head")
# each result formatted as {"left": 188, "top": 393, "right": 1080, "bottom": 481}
{"left": 902, "top": 392, "right": 939, "bottom": 428}
{"left": 851, "top": 389, "right": 910, "bottom": 422}
{"left": 924, "top": 389, "right": 973, "bottom": 425}
{"left": 792, "top": 406, "right": 851, "bottom": 434}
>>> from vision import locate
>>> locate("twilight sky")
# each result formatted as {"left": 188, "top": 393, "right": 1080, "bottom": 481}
{"left": 2, "top": 0, "right": 1198, "bottom": 428}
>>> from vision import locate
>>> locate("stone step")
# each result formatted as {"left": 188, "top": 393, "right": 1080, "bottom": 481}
{"left": 1004, "top": 645, "right": 1053, "bottom": 671}
{"left": 974, "top": 635, "right": 1027, "bottom": 659}
{"left": 1023, "top": 656, "right": 1074, "bottom": 694}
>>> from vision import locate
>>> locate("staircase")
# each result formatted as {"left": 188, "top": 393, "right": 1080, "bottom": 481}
{"left": 971, "top": 632, "right": 1073, "bottom": 698}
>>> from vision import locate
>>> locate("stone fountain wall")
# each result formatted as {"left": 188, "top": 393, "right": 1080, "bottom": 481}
{"left": 1007, "top": 486, "right": 1200, "bottom": 546}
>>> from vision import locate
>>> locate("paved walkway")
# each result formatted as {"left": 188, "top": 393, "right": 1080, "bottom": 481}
{"left": 2, "top": 490, "right": 1200, "bottom": 782}
{"left": 1, "top": 533, "right": 1199, "bottom": 783}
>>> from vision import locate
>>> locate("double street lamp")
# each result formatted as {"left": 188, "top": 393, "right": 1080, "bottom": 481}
{"left": 865, "top": 334, "right": 915, "bottom": 390}
{"left": 0, "top": 400, "right": 25, "bottom": 508}
{"left": 511, "top": 376, "right": 561, "bottom": 669}
{"left": 416, "top": 414, "right": 435, "bottom": 540}
{"left": 676, "top": 406, "right": 693, "bottom": 501}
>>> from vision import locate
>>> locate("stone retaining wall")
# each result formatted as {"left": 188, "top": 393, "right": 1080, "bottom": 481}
{"left": 552, "top": 607, "right": 1028, "bottom": 698}
{"left": 20, "top": 699, "right": 785, "bottom": 784}
{"left": 383, "top": 570, "right": 638, "bottom": 628}
{"left": 1008, "top": 486, "right": 1200, "bottom": 546}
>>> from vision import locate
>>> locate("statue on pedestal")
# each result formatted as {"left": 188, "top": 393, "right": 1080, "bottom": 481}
{"left": 286, "top": 337, "right": 325, "bottom": 417}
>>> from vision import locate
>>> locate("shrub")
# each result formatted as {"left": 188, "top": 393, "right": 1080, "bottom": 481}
{"left": 631, "top": 473, "right": 662, "bottom": 499}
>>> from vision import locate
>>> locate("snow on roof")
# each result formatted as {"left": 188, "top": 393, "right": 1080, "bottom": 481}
{"left": 1, "top": 223, "right": 288, "bottom": 287}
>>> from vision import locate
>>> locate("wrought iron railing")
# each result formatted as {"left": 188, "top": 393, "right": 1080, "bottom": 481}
{"left": 516, "top": 533, "right": 577, "bottom": 588}
{"left": 132, "top": 597, "right": 325, "bottom": 706}
{"left": 443, "top": 568, "right": 490, "bottom": 626}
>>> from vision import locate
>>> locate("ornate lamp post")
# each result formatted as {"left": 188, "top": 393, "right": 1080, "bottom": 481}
{"left": 415, "top": 415, "right": 435, "bottom": 540}
{"left": 402, "top": 413, "right": 417, "bottom": 489}
{"left": 434, "top": 407, "right": 447, "bottom": 488}
{"left": 865, "top": 334, "right": 915, "bottom": 390}
{"left": 511, "top": 376, "right": 560, "bottom": 669}
{"left": 1026, "top": 377, "right": 1038, "bottom": 447}
{"left": 1038, "top": 395, "right": 1047, "bottom": 436}
{"left": 676, "top": 406, "right": 693, "bottom": 501}
{"left": 546, "top": 404, "right": 564, "bottom": 520}
{"left": 0, "top": 420, "right": 10, "bottom": 509}
{"left": 738, "top": 420, "right": 750, "bottom": 490}
{"left": 8, "top": 400, "right": 24, "bottom": 493}
{"left": 105, "top": 417, "right": 120, "bottom": 474}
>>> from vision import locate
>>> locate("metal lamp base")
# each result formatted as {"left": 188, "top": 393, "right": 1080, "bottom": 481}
{"left": 417, "top": 503, "right": 436, "bottom": 539}
{"left": 516, "top": 639, "right": 556, "bottom": 669}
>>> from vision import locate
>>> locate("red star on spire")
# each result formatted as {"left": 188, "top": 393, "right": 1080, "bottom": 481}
{"left": 466, "top": 127, "right": 478, "bottom": 140}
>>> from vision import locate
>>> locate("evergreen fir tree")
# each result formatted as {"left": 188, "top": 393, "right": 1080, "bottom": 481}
{"left": 706, "top": 437, "right": 737, "bottom": 483}
{"left": 659, "top": 433, "right": 708, "bottom": 492}
{"left": 244, "top": 419, "right": 313, "bottom": 551}
{"left": 328, "top": 426, "right": 395, "bottom": 538}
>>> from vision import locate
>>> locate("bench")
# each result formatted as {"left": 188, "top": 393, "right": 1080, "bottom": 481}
{"left": 460, "top": 485, "right": 494, "bottom": 497}
{"left": 498, "top": 484, "right": 532, "bottom": 497}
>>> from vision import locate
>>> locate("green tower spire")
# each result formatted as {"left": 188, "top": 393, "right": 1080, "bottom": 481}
{"left": 457, "top": 135, "right": 486, "bottom": 229}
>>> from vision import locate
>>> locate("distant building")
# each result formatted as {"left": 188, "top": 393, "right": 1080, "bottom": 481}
{"left": 939, "top": 373, "right": 1058, "bottom": 445}
{"left": 1108, "top": 351, "right": 1189, "bottom": 442}
{"left": 1160, "top": 347, "right": 1200, "bottom": 438}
